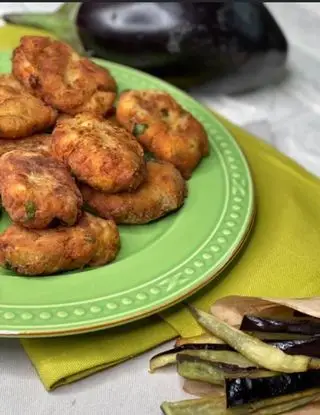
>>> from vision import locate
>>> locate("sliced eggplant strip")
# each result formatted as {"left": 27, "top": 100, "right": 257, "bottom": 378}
{"left": 151, "top": 346, "right": 258, "bottom": 372}
{"left": 226, "top": 370, "right": 320, "bottom": 407}
{"left": 175, "top": 336, "right": 320, "bottom": 362}
{"left": 181, "top": 346, "right": 320, "bottom": 368}
{"left": 149, "top": 352, "right": 177, "bottom": 372}
{"left": 178, "top": 350, "right": 258, "bottom": 368}
{"left": 176, "top": 354, "right": 274, "bottom": 386}
{"left": 161, "top": 395, "right": 230, "bottom": 415}
{"left": 149, "top": 344, "right": 232, "bottom": 372}
{"left": 239, "top": 388, "right": 320, "bottom": 412}
{"left": 161, "top": 390, "right": 320, "bottom": 415}
{"left": 151, "top": 337, "right": 320, "bottom": 372}
{"left": 177, "top": 355, "right": 226, "bottom": 386}
{"left": 183, "top": 378, "right": 224, "bottom": 397}
{"left": 241, "top": 315, "right": 320, "bottom": 336}
{"left": 249, "top": 332, "right": 312, "bottom": 340}
{"left": 250, "top": 394, "right": 319, "bottom": 415}
{"left": 176, "top": 334, "right": 225, "bottom": 346}
{"left": 190, "top": 307, "right": 310, "bottom": 373}
{"left": 269, "top": 337, "right": 320, "bottom": 358}
{"left": 307, "top": 359, "right": 320, "bottom": 369}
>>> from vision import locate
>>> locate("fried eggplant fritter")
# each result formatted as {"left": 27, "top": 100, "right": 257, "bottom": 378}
{"left": 116, "top": 90, "right": 209, "bottom": 179}
{"left": 85, "top": 213, "right": 121, "bottom": 266}
{"left": 0, "top": 74, "right": 57, "bottom": 138}
{"left": 52, "top": 113, "right": 146, "bottom": 193}
{"left": 81, "top": 160, "right": 187, "bottom": 224}
{"left": 0, "top": 133, "right": 52, "bottom": 157}
{"left": 12, "top": 36, "right": 117, "bottom": 116}
{"left": 0, "top": 150, "right": 82, "bottom": 229}
{"left": 0, "top": 213, "right": 120, "bottom": 276}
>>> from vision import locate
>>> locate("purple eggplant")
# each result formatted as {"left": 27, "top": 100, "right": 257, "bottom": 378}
{"left": 3, "top": 2, "right": 288, "bottom": 92}
{"left": 241, "top": 315, "right": 320, "bottom": 336}
{"left": 226, "top": 370, "right": 320, "bottom": 407}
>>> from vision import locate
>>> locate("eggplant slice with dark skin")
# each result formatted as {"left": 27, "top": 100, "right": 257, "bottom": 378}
{"left": 154, "top": 307, "right": 320, "bottom": 413}
{"left": 226, "top": 370, "right": 320, "bottom": 408}
{"left": 150, "top": 336, "right": 320, "bottom": 372}
{"left": 3, "top": 2, "right": 288, "bottom": 92}
{"left": 161, "top": 390, "right": 320, "bottom": 415}
{"left": 176, "top": 354, "right": 274, "bottom": 386}
{"left": 189, "top": 307, "right": 312, "bottom": 373}
{"left": 240, "top": 315, "right": 320, "bottom": 336}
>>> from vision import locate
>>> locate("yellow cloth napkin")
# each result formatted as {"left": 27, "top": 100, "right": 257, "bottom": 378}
{"left": 1, "top": 24, "right": 320, "bottom": 391}
{"left": 22, "top": 114, "right": 320, "bottom": 390}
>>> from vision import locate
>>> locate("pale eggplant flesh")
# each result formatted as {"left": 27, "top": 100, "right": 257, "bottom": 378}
{"left": 150, "top": 336, "right": 320, "bottom": 372}
{"left": 176, "top": 354, "right": 275, "bottom": 386}
{"left": 187, "top": 308, "right": 311, "bottom": 373}
{"left": 161, "top": 390, "right": 320, "bottom": 415}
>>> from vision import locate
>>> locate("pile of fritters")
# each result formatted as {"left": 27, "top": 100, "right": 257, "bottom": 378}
{"left": 0, "top": 35, "right": 209, "bottom": 277}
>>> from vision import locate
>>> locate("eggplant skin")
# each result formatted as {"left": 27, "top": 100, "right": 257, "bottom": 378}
{"left": 151, "top": 336, "right": 320, "bottom": 367}
{"left": 76, "top": 2, "right": 288, "bottom": 91}
{"left": 271, "top": 337, "right": 320, "bottom": 358}
{"left": 226, "top": 370, "right": 320, "bottom": 407}
{"left": 241, "top": 315, "right": 320, "bottom": 336}
{"left": 152, "top": 343, "right": 232, "bottom": 358}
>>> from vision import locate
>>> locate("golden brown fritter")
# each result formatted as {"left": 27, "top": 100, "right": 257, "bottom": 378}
{"left": 0, "top": 212, "right": 120, "bottom": 276}
{"left": 0, "top": 133, "right": 52, "bottom": 157}
{"left": 116, "top": 89, "right": 209, "bottom": 179}
{"left": 52, "top": 113, "right": 146, "bottom": 193}
{"left": 0, "top": 150, "right": 82, "bottom": 229}
{"left": 85, "top": 213, "right": 121, "bottom": 266}
{"left": 12, "top": 36, "right": 117, "bottom": 116}
{"left": 0, "top": 74, "right": 57, "bottom": 138}
{"left": 105, "top": 107, "right": 120, "bottom": 126}
{"left": 0, "top": 74, "right": 23, "bottom": 90}
{"left": 81, "top": 160, "right": 187, "bottom": 224}
{"left": 56, "top": 113, "right": 73, "bottom": 124}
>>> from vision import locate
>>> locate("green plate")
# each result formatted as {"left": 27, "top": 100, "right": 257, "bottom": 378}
{"left": 0, "top": 50, "right": 254, "bottom": 337}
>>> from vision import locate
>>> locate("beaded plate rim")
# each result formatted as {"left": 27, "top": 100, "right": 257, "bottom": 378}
{"left": 0, "top": 52, "right": 254, "bottom": 337}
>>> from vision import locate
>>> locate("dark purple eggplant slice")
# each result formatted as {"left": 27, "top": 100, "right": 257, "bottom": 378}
{"left": 149, "top": 343, "right": 232, "bottom": 372}
{"left": 240, "top": 315, "right": 320, "bottom": 336}
{"left": 226, "top": 370, "right": 320, "bottom": 408}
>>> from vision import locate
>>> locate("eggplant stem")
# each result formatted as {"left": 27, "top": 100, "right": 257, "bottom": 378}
{"left": 56, "top": 3, "right": 80, "bottom": 18}
{"left": 2, "top": 3, "right": 85, "bottom": 55}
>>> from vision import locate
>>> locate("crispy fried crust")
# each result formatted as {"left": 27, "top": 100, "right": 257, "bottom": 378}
{"left": 12, "top": 36, "right": 117, "bottom": 116}
{"left": 56, "top": 113, "right": 73, "bottom": 124}
{"left": 81, "top": 160, "right": 187, "bottom": 224}
{"left": 52, "top": 113, "right": 146, "bottom": 193}
{"left": 0, "top": 212, "right": 120, "bottom": 275}
{"left": 0, "top": 133, "right": 52, "bottom": 157}
{"left": 86, "top": 213, "right": 121, "bottom": 266}
{"left": 0, "top": 74, "right": 57, "bottom": 138}
{"left": 0, "top": 150, "right": 83, "bottom": 229}
{"left": 105, "top": 109, "right": 121, "bottom": 126}
{"left": 116, "top": 89, "right": 209, "bottom": 179}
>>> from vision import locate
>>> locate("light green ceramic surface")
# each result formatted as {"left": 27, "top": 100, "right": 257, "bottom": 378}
{"left": 0, "top": 50, "right": 254, "bottom": 337}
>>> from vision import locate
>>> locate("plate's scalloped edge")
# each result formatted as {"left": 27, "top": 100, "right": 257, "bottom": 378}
{"left": 1, "top": 208, "right": 256, "bottom": 338}
{"left": 0, "top": 51, "right": 255, "bottom": 337}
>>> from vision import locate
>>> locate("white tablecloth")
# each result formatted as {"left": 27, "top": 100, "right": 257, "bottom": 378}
{"left": 1, "top": 3, "right": 320, "bottom": 414}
